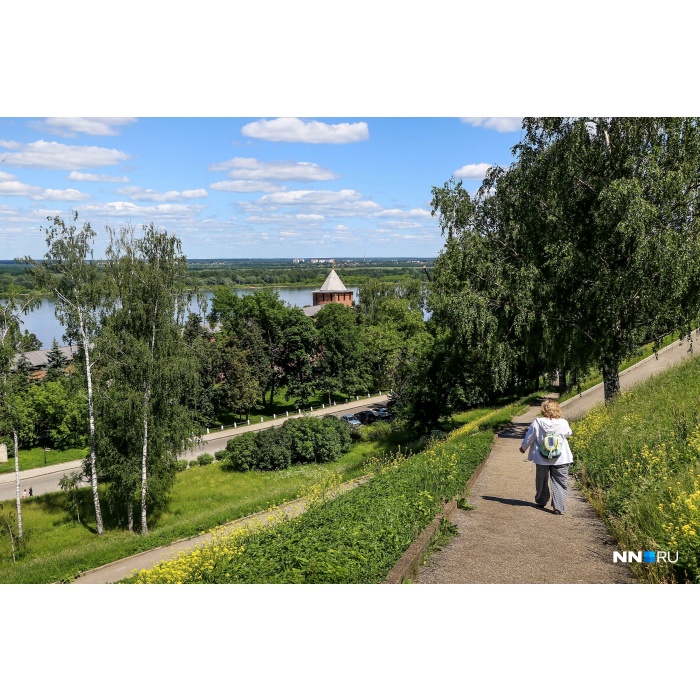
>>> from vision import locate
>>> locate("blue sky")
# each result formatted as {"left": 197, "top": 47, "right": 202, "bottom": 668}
{"left": 0, "top": 117, "right": 524, "bottom": 259}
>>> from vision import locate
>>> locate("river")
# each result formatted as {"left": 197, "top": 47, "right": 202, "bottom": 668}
{"left": 16, "top": 287, "right": 359, "bottom": 348}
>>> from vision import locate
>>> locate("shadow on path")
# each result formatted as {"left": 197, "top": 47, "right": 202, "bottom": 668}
{"left": 480, "top": 495, "right": 543, "bottom": 510}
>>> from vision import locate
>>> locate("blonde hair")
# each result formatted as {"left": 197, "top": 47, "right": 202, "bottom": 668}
{"left": 541, "top": 400, "right": 562, "bottom": 419}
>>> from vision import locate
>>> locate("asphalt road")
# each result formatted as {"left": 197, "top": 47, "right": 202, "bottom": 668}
{"left": 0, "top": 394, "right": 389, "bottom": 502}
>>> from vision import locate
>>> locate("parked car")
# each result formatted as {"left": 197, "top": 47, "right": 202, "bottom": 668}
{"left": 340, "top": 414, "right": 362, "bottom": 427}
{"left": 354, "top": 410, "right": 378, "bottom": 425}
{"left": 377, "top": 407, "right": 392, "bottom": 420}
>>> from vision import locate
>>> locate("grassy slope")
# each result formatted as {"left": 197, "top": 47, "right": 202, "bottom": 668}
{"left": 570, "top": 352, "right": 700, "bottom": 583}
{"left": 0, "top": 427, "right": 413, "bottom": 584}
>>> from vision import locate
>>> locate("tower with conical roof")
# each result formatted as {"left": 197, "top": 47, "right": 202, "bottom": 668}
{"left": 312, "top": 269, "right": 354, "bottom": 309}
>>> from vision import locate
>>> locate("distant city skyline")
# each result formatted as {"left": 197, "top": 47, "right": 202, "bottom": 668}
{"left": 1, "top": 118, "right": 523, "bottom": 260}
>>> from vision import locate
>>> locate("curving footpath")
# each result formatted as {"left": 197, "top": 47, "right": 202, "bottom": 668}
{"left": 415, "top": 335, "right": 698, "bottom": 584}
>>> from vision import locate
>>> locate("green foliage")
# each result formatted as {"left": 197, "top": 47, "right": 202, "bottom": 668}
{"left": 225, "top": 432, "right": 257, "bottom": 472}
{"left": 136, "top": 428, "right": 494, "bottom": 583}
{"left": 197, "top": 453, "right": 214, "bottom": 466}
{"left": 571, "top": 353, "right": 700, "bottom": 582}
{"left": 214, "top": 450, "right": 228, "bottom": 461}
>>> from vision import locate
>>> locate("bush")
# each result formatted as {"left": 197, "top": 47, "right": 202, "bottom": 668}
{"left": 255, "top": 428, "right": 291, "bottom": 471}
{"left": 282, "top": 418, "right": 317, "bottom": 463}
{"left": 197, "top": 453, "right": 214, "bottom": 466}
{"left": 175, "top": 460, "right": 189, "bottom": 472}
{"left": 225, "top": 432, "right": 257, "bottom": 471}
{"left": 188, "top": 459, "right": 198, "bottom": 468}
{"left": 214, "top": 450, "right": 228, "bottom": 461}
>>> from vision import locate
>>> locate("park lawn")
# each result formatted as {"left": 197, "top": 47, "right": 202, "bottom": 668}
{"left": 0, "top": 425, "right": 413, "bottom": 584}
{"left": 0, "top": 446, "right": 89, "bottom": 475}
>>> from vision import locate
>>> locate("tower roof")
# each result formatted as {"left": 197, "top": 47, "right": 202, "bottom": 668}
{"left": 317, "top": 269, "right": 348, "bottom": 292}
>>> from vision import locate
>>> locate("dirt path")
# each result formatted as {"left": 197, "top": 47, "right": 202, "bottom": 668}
{"left": 415, "top": 336, "right": 697, "bottom": 584}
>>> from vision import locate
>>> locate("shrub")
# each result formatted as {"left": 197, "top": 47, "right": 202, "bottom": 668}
{"left": 282, "top": 417, "right": 317, "bottom": 463}
{"left": 224, "top": 432, "right": 257, "bottom": 471}
{"left": 175, "top": 460, "right": 189, "bottom": 472}
{"left": 188, "top": 459, "right": 198, "bottom": 468}
{"left": 255, "top": 428, "right": 291, "bottom": 471}
{"left": 197, "top": 453, "right": 214, "bottom": 466}
{"left": 214, "top": 450, "right": 228, "bottom": 461}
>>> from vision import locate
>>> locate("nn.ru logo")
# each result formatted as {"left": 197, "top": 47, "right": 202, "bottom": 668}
{"left": 613, "top": 551, "right": 679, "bottom": 564}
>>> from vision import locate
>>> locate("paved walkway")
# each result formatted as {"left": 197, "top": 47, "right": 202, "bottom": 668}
{"left": 415, "top": 335, "right": 697, "bottom": 584}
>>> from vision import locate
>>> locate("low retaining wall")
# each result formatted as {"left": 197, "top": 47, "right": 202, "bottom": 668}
{"left": 382, "top": 441, "right": 493, "bottom": 584}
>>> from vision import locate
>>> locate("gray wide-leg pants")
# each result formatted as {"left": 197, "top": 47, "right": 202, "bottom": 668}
{"left": 535, "top": 463, "right": 570, "bottom": 512}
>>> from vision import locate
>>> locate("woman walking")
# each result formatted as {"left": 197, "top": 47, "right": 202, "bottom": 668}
{"left": 519, "top": 399, "right": 573, "bottom": 514}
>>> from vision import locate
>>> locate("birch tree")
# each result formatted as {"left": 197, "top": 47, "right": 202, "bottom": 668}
{"left": 498, "top": 118, "right": 700, "bottom": 400}
{"left": 20, "top": 213, "right": 106, "bottom": 533}
{"left": 98, "top": 224, "right": 201, "bottom": 534}
{"left": 0, "top": 294, "right": 39, "bottom": 547}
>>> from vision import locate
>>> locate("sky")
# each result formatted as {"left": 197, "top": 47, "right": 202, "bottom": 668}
{"left": 0, "top": 117, "right": 524, "bottom": 259}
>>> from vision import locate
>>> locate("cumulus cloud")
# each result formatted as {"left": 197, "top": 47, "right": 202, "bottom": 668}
{"left": 209, "top": 156, "right": 340, "bottom": 182}
{"left": 371, "top": 208, "right": 431, "bottom": 219}
{"left": 0, "top": 140, "right": 21, "bottom": 149}
{"left": 115, "top": 186, "right": 208, "bottom": 202}
{"left": 1, "top": 140, "right": 130, "bottom": 169}
{"left": 0, "top": 175, "right": 90, "bottom": 201}
{"left": 30, "top": 118, "right": 138, "bottom": 137}
{"left": 258, "top": 189, "right": 363, "bottom": 206}
{"left": 210, "top": 180, "right": 287, "bottom": 193}
{"left": 461, "top": 118, "right": 523, "bottom": 132}
{"left": 453, "top": 162, "right": 492, "bottom": 179}
{"left": 241, "top": 118, "right": 369, "bottom": 144}
{"left": 80, "top": 201, "right": 205, "bottom": 219}
{"left": 68, "top": 171, "right": 130, "bottom": 183}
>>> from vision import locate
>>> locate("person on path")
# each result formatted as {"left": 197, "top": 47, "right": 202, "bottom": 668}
{"left": 519, "top": 399, "right": 573, "bottom": 514}
{"left": 29, "top": 487, "right": 33, "bottom": 497}
{"left": 22, "top": 488, "right": 27, "bottom": 498}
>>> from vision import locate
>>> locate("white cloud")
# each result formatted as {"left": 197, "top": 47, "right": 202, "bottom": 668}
{"left": 68, "top": 171, "right": 130, "bottom": 183}
{"left": 30, "top": 118, "right": 138, "bottom": 137}
{"left": 258, "top": 189, "right": 363, "bottom": 206}
{"left": 461, "top": 118, "right": 523, "bottom": 132}
{"left": 80, "top": 201, "right": 205, "bottom": 219}
{"left": 0, "top": 176, "right": 89, "bottom": 201}
{"left": 1, "top": 140, "right": 130, "bottom": 169}
{"left": 0, "top": 172, "right": 82, "bottom": 200}
{"left": 115, "top": 186, "right": 208, "bottom": 202}
{"left": 371, "top": 208, "right": 432, "bottom": 219}
{"left": 210, "top": 180, "right": 287, "bottom": 193}
{"left": 209, "top": 156, "right": 340, "bottom": 181}
{"left": 241, "top": 118, "right": 369, "bottom": 144}
{"left": 453, "top": 162, "right": 492, "bottom": 179}
{"left": 0, "top": 140, "right": 21, "bottom": 149}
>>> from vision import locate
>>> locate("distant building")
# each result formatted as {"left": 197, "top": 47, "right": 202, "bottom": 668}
{"left": 293, "top": 258, "right": 305, "bottom": 263}
{"left": 303, "top": 269, "right": 354, "bottom": 317}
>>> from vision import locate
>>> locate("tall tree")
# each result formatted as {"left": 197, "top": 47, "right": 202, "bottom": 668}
{"left": 45, "top": 338, "right": 69, "bottom": 381}
{"left": 98, "top": 223, "right": 202, "bottom": 534}
{"left": 0, "top": 294, "right": 39, "bottom": 546}
{"left": 315, "top": 303, "right": 368, "bottom": 400}
{"left": 495, "top": 118, "right": 700, "bottom": 400}
{"left": 20, "top": 213, "right": 106, "bottom": 534}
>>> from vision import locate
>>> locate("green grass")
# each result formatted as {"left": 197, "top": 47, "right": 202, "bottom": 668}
{"left": 570, "top": 352, "right": 700, "bottom": 583}
{"left": 0, "top": 424, "right": 417, "bottom": 584}
{"left": 0, "top": 446, "right": 89, "bottom": 475}
{"left": 559, "top": 331, "right": 683, "bottom": 402}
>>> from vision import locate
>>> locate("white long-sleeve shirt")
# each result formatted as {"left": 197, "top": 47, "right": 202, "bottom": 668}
{"left": 520, "top": 417, "right": 573, "bottom": 465}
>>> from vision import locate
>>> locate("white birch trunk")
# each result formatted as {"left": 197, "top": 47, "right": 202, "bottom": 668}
{"left": 127, "top": 499, "right": 134, "bottom": 533}
{"left": 13, "top": 430, "right": 23, "bottom": 543}
{"left": 140, "top": 388, "right": 150, "bottom": 534}
{"left": 81, "top": 323, "right": 104, "bottom": 535}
